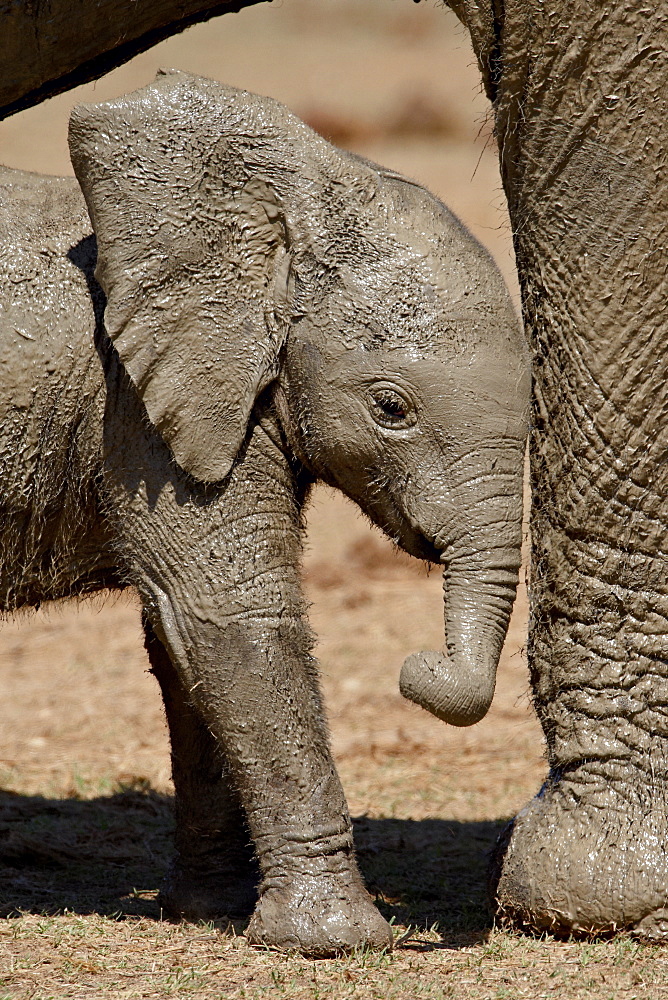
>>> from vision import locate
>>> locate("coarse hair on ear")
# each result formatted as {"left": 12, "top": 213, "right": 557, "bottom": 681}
{"left": 68, "top": 70, "right": 301, "bottom": 483}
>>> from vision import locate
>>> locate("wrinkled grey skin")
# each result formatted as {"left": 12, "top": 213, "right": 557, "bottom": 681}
{"left": 0, "top": 72, "right": 528, "bottom": 955}
{"left": 446, "top": 0, "right": 668, "bottom": 940}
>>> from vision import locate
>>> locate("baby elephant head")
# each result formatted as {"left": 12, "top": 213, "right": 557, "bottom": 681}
{"left": 69, "top": 70, "right": 529, "bottom": 727}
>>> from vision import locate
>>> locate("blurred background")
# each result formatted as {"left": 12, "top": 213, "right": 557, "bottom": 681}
{"left": 0, "top": 0, "right": 540, "bottom": 828}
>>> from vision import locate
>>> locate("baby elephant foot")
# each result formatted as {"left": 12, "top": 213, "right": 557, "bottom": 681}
{"left": 160, "top": 853, "right": 259, "bottom": 922}
{"left": 246, "top": 869, "right": 393, "bottom": 956}
{"left": 491, "top": 762, "right": 668, "bottom": 936}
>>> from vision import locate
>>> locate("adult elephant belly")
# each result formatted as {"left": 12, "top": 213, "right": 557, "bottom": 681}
{"left": 445, "top": 0, "right": 668, "bottom": 938}
{"left": 0, "top": 167, "right": 118, "bottom": 609}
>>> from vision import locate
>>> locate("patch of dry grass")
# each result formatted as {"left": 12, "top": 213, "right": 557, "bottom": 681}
{"left": 2, "top": 893, "right": 667, "bottom": 1000}
{"left": 2, "top": 781, "right": 666, "bottom": 1000}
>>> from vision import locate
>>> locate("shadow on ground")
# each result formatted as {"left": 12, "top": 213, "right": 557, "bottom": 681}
{"left": 0, "top": 786, "right": 507, "bottom": 947}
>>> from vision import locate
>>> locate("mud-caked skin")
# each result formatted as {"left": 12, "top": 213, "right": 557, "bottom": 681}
{"left": 0, "top": 72, "right": 528, "bottom": 955}
{"left": 447, "top": 1, "right": 668, "bottom": 938}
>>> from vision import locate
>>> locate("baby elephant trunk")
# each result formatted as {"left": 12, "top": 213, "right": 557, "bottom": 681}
{"left": 400, "top": 546, "right": 520, "bottom": 727}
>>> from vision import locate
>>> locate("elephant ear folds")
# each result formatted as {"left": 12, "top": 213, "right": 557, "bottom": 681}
{"left": 68, "top": 74, "right": 290, "bottom": 483}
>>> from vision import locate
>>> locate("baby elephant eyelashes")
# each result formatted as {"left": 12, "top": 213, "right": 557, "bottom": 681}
{"left": 367, "top": 383, "right": 418, "bottom": 430}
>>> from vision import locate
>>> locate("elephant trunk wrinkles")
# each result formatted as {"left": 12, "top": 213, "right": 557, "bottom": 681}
{"left": 400, "top": 546, "right": 519, "bottom": 727}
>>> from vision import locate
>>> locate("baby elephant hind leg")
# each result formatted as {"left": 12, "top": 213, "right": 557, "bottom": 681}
{"left": 143, "top": 618, "right": 259, "bottom": 921}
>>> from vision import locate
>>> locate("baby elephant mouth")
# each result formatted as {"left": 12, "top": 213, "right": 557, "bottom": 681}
{"left": 398, "top": 526, "right": 443, "bottom": 564}
{"left": 359, "top": 502, "right": 512, "bottom": 727}
{"left": 361, "top": 489, "right": 443, "bottom": 565}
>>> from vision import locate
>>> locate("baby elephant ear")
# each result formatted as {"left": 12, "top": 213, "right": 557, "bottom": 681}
{"left": 69, "top": 73, "right": 290, "bottom": 482}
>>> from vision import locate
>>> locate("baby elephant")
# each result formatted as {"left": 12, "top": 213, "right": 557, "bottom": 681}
{"left": 0, "top": 71, "right": 528, "bottom": 955}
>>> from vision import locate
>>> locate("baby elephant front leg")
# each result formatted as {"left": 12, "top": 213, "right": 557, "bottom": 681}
{"left": 180, "top": 615, "right": 392, "bottom": 956}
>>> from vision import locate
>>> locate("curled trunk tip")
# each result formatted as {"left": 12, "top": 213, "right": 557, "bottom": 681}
{"left": 399, "top": 648, "right": 496, "bottom": 727}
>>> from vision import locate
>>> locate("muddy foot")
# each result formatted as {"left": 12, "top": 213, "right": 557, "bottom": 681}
{"left": 246, "top": 872, "right": 393, "bottom": 956}
{"left": 491, "top": 764, "right": 668, "bottom": 936}
{"left": 159, "top": 857, "right": 259, "bottom": 922}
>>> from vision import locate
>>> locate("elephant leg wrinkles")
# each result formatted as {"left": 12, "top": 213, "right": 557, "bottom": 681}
{"left": 448, "top": 0, "right": 668, "bottom": 937}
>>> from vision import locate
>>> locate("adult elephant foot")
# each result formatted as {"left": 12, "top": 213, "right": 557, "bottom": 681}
{"left": 491, "top": 760, "right": 668, "bottom": 938}
{"left": 246, "top": 868, "right": 393, "bottom": 956}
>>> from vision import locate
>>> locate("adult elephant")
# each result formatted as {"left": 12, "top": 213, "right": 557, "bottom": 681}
{"left": 447, "top": 1, "right": 668, "bottom": 938}
{"left": 4, "top": 0, "right": 667, "bottom": 941}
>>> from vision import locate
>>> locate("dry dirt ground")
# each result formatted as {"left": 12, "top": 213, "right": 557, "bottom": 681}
{"left": 1, "top": 2, "right": 666, "bottom": 998}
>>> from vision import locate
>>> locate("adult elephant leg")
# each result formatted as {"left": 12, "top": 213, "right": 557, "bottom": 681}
{"left": 143, "top": 619, "right": 259, "bottom": 921}
{"left": 447, "top": 1, "right": 668, "bottom": 935}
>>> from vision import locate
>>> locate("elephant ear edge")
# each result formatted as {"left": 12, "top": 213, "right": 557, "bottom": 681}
{"left": 68, "top": 72, "right": 291, "bottom": 483}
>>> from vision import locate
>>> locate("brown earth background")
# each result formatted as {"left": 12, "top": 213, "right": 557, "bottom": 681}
{"left": 1, "top": 2, "right": 665, "bottom": 997}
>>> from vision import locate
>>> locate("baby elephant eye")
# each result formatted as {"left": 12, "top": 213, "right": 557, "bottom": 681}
{"left": 368, "top": 384, "right": 417, "bottom": 430}
{"left": 379, "top": 396, "right": 406, "bottom": 418}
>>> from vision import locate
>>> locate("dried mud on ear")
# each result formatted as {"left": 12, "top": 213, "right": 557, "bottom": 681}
{"left": 69, "top": 76, "right": 301, "bottom": 484}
